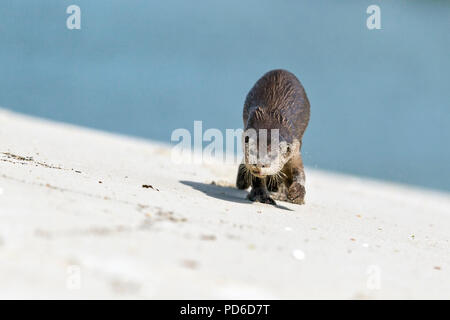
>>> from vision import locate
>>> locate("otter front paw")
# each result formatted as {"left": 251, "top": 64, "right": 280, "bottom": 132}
{"left": 247, "top": 188, "right": 276, "bottom": 205}
{"left": 287, "top": 182, "right": 306, "bottom": 205}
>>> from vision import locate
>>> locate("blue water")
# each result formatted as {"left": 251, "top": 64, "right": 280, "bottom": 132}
{"left": 1, "top": 0, "right": 449, "bottom": 191}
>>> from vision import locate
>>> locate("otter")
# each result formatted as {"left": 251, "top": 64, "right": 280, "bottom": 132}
{"left": 236, "top": 69, "right": 310, "bottom": 205}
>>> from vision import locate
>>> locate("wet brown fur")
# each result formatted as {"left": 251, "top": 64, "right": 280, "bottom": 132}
{"left": 236, "top": 69, "right": 310, "bottom": 205}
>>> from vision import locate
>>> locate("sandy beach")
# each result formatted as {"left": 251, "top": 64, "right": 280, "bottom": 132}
{"left": 0, "top": 108, "right": 449, "bottom": 299}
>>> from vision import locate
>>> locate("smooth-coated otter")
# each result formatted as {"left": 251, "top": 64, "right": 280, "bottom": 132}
{"left": 236, "top": 69, "right": 310, "bottom": 205}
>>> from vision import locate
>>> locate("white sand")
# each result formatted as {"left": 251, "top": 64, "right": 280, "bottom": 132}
{"left": 0, "top": 108, "right": 449, "bottom": 299}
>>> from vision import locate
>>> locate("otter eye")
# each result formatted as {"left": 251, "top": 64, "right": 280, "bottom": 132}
{"left": 245, "top": 136, "right": 249, "bottom": 143}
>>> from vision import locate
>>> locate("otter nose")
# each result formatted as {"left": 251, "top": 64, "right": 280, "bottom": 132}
{"left": 250, "top": 166, "right": 261, "bottom": 174}
{"left": 257, "top": 162, "right": 270, "bottom": 169}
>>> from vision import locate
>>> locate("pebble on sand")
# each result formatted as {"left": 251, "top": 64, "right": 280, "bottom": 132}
{"left": 292, "top": 249, "right": 305, "bottom": 260}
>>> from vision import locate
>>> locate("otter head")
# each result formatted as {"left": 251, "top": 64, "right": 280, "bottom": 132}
{"left": 242, "top": 126, "right": 300, "bottom": 178}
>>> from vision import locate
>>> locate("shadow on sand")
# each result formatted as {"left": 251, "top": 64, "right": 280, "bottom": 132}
{"left": 180, "top": 180, "right": 293, "bottom": 212}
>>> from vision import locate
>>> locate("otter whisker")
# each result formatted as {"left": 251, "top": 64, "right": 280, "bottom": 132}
{"left": 268, "top": 175, "right": 275, "bottom": 189}
{"left": 243, "top": 165, "right": 251, "bottom": 185}
{"left": 277, "top": 171, "right": 287, "bottom": 179}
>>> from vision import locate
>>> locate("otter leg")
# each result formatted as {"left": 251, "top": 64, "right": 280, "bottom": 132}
{"left": 247, "top": 175, "right": 276, "bottom": 205}
{"left": 270, "top": 182, "right": 289, "bottom": 201}
{"left": 267, "top": 173, "right": 289, "bottom": 201}
{"left": 287, "top": 154, "right": 306, "bottom": 205}
{"left": 236, "top": 163, "right": 251, "bottom": 190}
